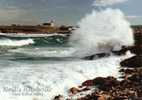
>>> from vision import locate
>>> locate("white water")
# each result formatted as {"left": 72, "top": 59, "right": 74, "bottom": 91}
{"left": 0, "top": 48, "right": 133, "bottom": 100}
{"left": 70, "top": 9, "right": 134, "bottom": 57}
{"left": 0, "top": 39, "right": 34, "bottom": 47}
{"left": 9, "top": 47, "right": 75, "bottom": 58}
{"left": 0, "top": 0, "right": 135, "bottom": 100}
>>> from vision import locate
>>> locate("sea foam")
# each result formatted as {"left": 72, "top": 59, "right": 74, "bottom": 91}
{"left": 0, "top": 53, "right": 132, "bottom": 100}
{"left": 70, "top": 8, "right": 134, "bottom": 57}
{"left": 0, "top": 38, "right": 34, "bottom": 47}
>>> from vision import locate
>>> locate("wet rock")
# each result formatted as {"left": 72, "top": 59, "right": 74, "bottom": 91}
{"left": 69, "top": 87, "right": 80, "bottom": 95}
{"left": 97, "top": 95, "right": 106, "bottom": 100}
{"left": 93, "top": 77, "right": 106, "bottom": 86}
{"left": 113, "top": 96, "right": 128, "bottom": 100}
{"left": 93, "top": 77, "right": 119, "bottom": 91}
{"left": 134, "top": 97, "right": 142, "bottom": 100}
{"left": 83, "top": 53, "right": 110, "bottom": 60}
{"left": 127, "top": 73, "right": 142, "bottom": 83}
{"left": 82, "top": 80, "right": 94, "bottom": 86}
{"left": 130, "top": 45, "right": 142, "bottom": 55}
{"left": 120, "top": 55, "right": 142, "bottom": 68}
{"left": 111, "top": 46, "right": 129, "bottom": 55}
{"left": 55, "top": 52, "right": 142, "bottom": 100}
{"left": 119, "top": 69, "right": 136, "bottom": 74}
{"left": 54, "top": 95, "right": 64, "bottom": 100}
{"left": 81, "top": 87, "right": 91, "bottom": 92}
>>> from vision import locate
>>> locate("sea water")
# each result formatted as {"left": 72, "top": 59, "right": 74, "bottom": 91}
{"left": 0, "top": 0, "right": 134, "bottom": 99}
{"left": 0, "top": 36, "right": 133, "bottom": 100}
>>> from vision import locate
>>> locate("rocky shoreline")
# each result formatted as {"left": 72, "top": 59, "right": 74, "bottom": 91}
{"left": 53, "top": 26, "right": 142, "bottom": 100}
{"left": 54, "top": 55, "right": 142, "bottom": 100}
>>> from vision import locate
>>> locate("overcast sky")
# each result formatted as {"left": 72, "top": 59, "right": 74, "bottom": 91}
{"left": 0, "top": 0, "right": 141, "bottom": 25}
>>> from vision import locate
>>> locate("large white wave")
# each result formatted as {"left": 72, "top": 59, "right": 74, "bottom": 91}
{"left": 70, "top": 8, "right": 134, "bottom": 57}
{"left": 0, "top": 39, "right": 34, "bottom": 47}
{"left": 0, "top": 0, "right": 135, "bottom": 100}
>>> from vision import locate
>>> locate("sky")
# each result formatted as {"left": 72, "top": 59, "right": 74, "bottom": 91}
{"left": 0, "top": 0, "right": 141, "bottom": 25}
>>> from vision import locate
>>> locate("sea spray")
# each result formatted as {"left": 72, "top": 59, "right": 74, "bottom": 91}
{"left": 0, "top": 0, "right": 135, "bottom": 100}
{"left": 69, "top": 6, "right": 134, "bottom": 57}
{"left": 0, "top": 38, "right": 34, "bottom": 47}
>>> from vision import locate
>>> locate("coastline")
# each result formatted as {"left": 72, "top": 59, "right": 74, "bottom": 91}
{"left": 53, "top": 25, "right": 142, "bottom": 100}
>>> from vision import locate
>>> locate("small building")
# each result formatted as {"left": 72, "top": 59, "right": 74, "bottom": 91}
{"left": 42, "top": 20, "right": 55, "bottom": 27}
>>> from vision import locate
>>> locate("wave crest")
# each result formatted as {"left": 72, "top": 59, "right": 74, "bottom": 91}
{"left": 69, "top": 8, "right": 134, "bottom": 57}
{"left": 0, "top": 38, "right": 34, "bottom": 47}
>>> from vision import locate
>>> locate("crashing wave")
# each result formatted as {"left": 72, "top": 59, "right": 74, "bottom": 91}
{"left": 0, "top": 38, "right": 34, "bottom": 47}
{"left": 69, "top": 8, "right": 134, "bottom": 57}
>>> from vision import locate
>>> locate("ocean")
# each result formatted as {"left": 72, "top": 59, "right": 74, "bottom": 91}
{"left": 0, "top": 1, "right": 135, "bottom": 99}
{"left": 0, "top": 36, "right": 133, "bottom": 100}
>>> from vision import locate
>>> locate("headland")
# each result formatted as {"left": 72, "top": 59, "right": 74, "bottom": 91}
{"left": 0, "top": 21, "right": 74, "bottom": 34}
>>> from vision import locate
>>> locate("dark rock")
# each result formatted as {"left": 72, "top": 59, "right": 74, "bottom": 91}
{"left": 127, "top": 74, "right": 142, "bottom": 83}
{"left": 134, "top": 97, "right": 142, "bottom": 100}
{"left": 82, "top": 80, "right": 94, "bottom": 86}
{"left": 93, "top": 77, "right": 119, "bottom": 91}
{"left": 69, "top": 87, "right": 80, "bottom": 94}
{"left": 83, "top": 53, "right": 110, "bottom": 60}
{"left": 81, "top": 87, "right": 90, "bottom": 92}
{"left": 97, "top": 95, "right": 106, "bottom": 100}
{"left": 120, "top": 55, "right": 142, "bottom": 68}
{"left": 111, "top": 46, "right": 129, "bottom": 55}
{"left": 130, "top": 45, "right": 142, "bottom": 55}
{"left": 113, "top": 96, "right": 128, "bottom": 100}
{"left": 93, "top": 77, "right": 106, "bottom": 86}
{"left": 119, "top": 69, "right": 136, "bottom": 74}
{"left": 54, "top": 95, "right": 64, "bottom": 100}
{"left": 77, "top": 94, "right": 99, "bottom": 100}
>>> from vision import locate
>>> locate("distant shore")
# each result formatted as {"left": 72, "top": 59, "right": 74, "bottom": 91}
{"left": 0, "top": 24, "right": 141, "bottom": 34}
{"left": 0, "top": 23, "right": 75, "bottom": 34}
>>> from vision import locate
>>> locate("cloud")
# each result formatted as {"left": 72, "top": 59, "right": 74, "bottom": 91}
{"left": 0, "top": 7, "right": 41, "bottom": 25}
{"left": 93, "top": 0, "right": 128, "bottom": 6}
{"left": 0, "top": 8, "right": 22, "bottom": 20}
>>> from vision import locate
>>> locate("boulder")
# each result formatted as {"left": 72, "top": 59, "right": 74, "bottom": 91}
{"left": 83, "top": 53, "right": 110, "bottom": 60}
{"left": 120, "top": 55, "right": 142, "bottom": 68}
{"left": 93, "top": 77, "right": 119, "bottom": 91}
{"left": 54, "top": 95, "right": 64, "bottom": 100}
{"left": 82, "top": 80, "right": 94, "bottom": 86}
{"left": 130, "top": 45, "right": 142, "bottom": 55}
{"left": 69, "top": 87, "right": 80, "bottom": 94}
